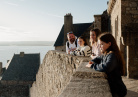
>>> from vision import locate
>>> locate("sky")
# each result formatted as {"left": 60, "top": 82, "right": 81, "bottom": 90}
{"left": 0, "top": 0, "right": 109, "bottom": 41}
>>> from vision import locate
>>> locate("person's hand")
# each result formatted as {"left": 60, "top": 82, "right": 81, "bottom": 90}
{"left": 86, "top": 63, "right": 92, "bottom": 67}
{"left": 89, "top": 61, "right": 93, "bottom": 64}
{"left": 91, "top": 55, "right": 95, "bottom": 59}
{"left": 86, "top": 61, "right": 94, "bottom": 67}
{"left": 68, "top": 50, "right": 70, "bottom": 54}
{"left": 71, "top": 48, "right": 76, "bottom": 51}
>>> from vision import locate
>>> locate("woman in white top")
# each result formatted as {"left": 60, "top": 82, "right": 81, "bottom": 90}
{"left": 70, "top": 36, "right": 91, "bottom": 56}
{"left": 90, "top": 29, "right": 102, "bottom": 59}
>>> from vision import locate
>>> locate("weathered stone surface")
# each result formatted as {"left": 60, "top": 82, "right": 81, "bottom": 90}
{"left": 0, "top": 84, "right": 29, "bottom": 97}
{"left": 122, "top": 77, "right": 138, "bottom": 97}
{"left": 29, "top": 50, "right": 138, "bottom": 97}
{"left": 107, "top": 0, "right": 138, "bottom": 79}
{"left": 30, "top": 50, "right": 91, "bottom": 97}
{"left": 59, "top": 62, "right": 112, "bottom": 97}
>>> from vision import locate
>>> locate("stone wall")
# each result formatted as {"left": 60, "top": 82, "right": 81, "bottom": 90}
{"left": 0, "top": 81, "right": 33, "bottom": 97}
{"left": 0, "top": 80, "right": 33, "bottom": 85}
{"left": 101, "top": 10, "right": 110, "bottom": 33}
{"left": 30, "top": 50, "right": 91, "bottom": 97}
{"left": 108, "top": 0, "right": 138, "bottom": 78}
{"left": 107, "top": 0, "right": 126, "bottom": 75}
{"left": 108, "top": 0, "right": 122, "bottom": 48}
{"left": 59, "top": 62, "right": 112, "bottom": 97}
{"left": 55, "top": 46, "right": 66, "bottom": 52}
{"left": 0, "top": 84, "right": 29, "bottom": 97}
{"left": 121, "top": 0, "right": 138, "bottom": 78}
{"left": 94, "top": 15, "right": 102, "bottom": 31}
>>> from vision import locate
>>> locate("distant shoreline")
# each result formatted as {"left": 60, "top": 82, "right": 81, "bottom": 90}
{"left": 0, "top": 41, "right": 55, "bottom": 46}
{"left": 0, "top": 45, "right": 54, "bottom": 46}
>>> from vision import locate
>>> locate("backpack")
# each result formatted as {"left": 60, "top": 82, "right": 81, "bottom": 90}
{"left": 67, "top": 39, "right": 77, "bottom": 48}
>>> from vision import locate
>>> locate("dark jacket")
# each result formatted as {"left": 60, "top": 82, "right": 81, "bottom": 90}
{"left": 91, "top": 52, "right": 127, "bottom": 97}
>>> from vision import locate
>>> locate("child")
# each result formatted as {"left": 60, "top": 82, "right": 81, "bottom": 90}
{"left": 90, "top": 29, "right": 102, "bottom": 59}
{"left": 86, "top": 33, "right": 127, "bottom": 97}
{"left": 70, "top": 36, "right": 91, "bottom": 56}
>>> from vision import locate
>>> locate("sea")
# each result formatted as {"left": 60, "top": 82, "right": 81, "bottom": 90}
{"left": 0, "top": 41, "right": 55, "bottom": 67}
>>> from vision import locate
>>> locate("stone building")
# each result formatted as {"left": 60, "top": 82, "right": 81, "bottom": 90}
{"left": 54, "top": 12, "right": 110, "bottom": 52}
{"left": 0, "top": 52, "right": 40, "bottom": 97}
{"left": 54, "top": 13, "right": 94, "bottom": 51}
{"left": 107, "top": 0, "right": 138, "bottom": 78}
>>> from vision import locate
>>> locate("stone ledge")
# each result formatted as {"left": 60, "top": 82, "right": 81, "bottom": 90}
{"left": 59, "top": 62, "right": 112, "bottom": 97}
{"left": 30, "top": 50, "right": 111, "bottom": 97}
{"left": 73, "top": 62, "right": 107, "bottom": 79}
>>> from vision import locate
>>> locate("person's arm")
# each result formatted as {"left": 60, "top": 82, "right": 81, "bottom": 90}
{"left": 76, "top": 46, "right": 91, "bottom": 56}
{"left": 91, "top": 53, "right": 118, "bottom": 73}
{"left": 83, "top": 46, "right": 91, "bottom": 56}
{"left": 70, "top": 47, "right": 79, "bottom": 56}
{"left": 86, "top": 54, "right": 102, "bottom": 68}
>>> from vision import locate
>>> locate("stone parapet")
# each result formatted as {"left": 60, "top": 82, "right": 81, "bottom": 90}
{"left": 30, "top": 50, "right": 91, "bottom": 97}
{"left": 30, "top": 50, "right": 112, "bottom": 97}
{"left": 59, "top": 62, "right": 112, "bottom": 97}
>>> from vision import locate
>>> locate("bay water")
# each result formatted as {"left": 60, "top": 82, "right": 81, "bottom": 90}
{"left": 0, "top": 46, "right": 54, "bottom": 67}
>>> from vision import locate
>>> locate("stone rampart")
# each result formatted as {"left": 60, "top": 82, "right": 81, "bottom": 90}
{"left": 30, "top": 50, "right": 91, "bottom": 97}
{"left": 59, "top": 62, "right": 112, "bottom": 97}
{"left": 30, "top": 50, "right": 112, "bottom": 97}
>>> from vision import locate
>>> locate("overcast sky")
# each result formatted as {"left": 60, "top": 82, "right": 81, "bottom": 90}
{"left": 0, "top": 0, "right": 108, "bottom": 41}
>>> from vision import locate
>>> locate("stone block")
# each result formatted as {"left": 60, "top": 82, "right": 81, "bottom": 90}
{"left": 126, "top": 8, "right": 130, "bottom": 10}
{"left": 130, "top": 2, "right": 137, "bottom": 7}
{"left": 129, "top": 10, "right": 138, "bottom": 14}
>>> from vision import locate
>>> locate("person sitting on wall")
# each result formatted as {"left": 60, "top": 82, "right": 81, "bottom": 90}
{"left": 66, "top": 31, "right": 78, "bottom": 54}
{"left": 90, "top": 28, "right": 102, "bottom": 59}
{"left": 70, "top": 36, "right": 91, "bottom": 56}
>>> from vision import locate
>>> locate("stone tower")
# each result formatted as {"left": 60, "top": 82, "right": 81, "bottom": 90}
{"left": 94, "top": 15, "right": 102, "bottom": 31}
{"left": 64, "top": 13, "right": 73, "bottom": 45}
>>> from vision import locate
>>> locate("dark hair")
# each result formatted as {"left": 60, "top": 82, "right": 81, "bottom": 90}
{"left": 98, "top": 33, "right": 125, "bottom": 76}
{"left": 90, "top": 29, "right": 101, "bottom": 46}
{"left": 78, "top": 36, "right": 88, "bottom": 46}
{"left": 90, "top": 28, "right": 101, "bottom": 42}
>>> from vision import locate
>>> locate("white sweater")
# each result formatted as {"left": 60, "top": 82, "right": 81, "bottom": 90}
{"left": 91, "top": 43, "right": 102, "bottom": 59}
{"left": 71, "top": 45, "right": 91, "bottom": 56}
{"left": 66, "top": 37, "right": 78, "bottom": 54}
